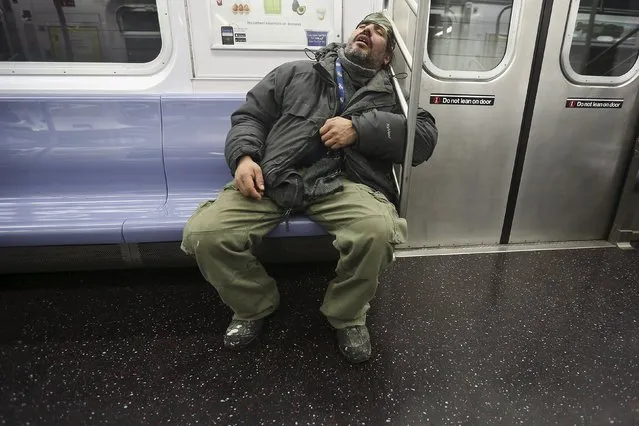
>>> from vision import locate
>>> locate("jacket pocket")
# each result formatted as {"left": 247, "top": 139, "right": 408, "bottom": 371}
{"left": 262, "top": 106, "right": 320, "bottom": 181}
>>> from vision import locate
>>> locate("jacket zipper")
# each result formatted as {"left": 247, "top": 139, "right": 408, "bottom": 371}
{"left": 266, "top": 73, "right": 338, "bottom": 183}
{"left": 265, "top": 63, "right": 394, "bottom": 186}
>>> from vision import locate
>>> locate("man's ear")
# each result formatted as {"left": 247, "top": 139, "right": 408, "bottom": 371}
{"left": 383, "top": 55, "right": 391, "bottom": 66}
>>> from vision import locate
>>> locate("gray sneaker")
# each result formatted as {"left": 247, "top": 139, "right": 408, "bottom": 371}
{"left": 336, "top": 325, "right": 371, "bottom": 363}
{"left": 223, "top": 318, "right": 264, "bottom": 349}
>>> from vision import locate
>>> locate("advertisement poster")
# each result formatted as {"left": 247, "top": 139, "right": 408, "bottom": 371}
{"left": 210, "top": 0, "right": 341, "bottom": 50}
{"left": 48, "top": 26, "right": 102, "bottom": 62}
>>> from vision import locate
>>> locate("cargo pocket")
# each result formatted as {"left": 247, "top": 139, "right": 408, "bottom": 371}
{"left": 189, "top": 198, "right": 216, "bottom": 220}
{"left": 222, "top": 181, "right": 237, "bottom": 191}
{"left": 181, "top": 199, "right": 215, "bottom": 255}
{"left": 186, "top": 181, "right": 236, "bottom": 227}
{"left": 363, "top": 186, "right": 407, "bottom": 245}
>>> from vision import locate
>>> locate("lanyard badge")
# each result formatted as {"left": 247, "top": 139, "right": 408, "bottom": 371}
{"left": 335, "top": 59, "right": 346, "bottom": 114}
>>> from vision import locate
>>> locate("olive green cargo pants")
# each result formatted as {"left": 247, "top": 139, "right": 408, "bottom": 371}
{"left": 181, "top": 179, "right": 407, "bottom": 329}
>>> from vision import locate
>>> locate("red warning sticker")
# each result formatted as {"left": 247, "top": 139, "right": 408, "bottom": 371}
{"left": 565, "top": 98, "right": 623, "bottom": 109}
{"left": 430, "top": 94, "right": 495, "bottom": 106}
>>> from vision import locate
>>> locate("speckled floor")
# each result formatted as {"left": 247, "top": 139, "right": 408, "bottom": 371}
{"left": 1, "top": 247, "right": 638, "bottom": 425}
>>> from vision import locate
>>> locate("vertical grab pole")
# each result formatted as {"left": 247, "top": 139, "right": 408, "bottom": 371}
{"left": 389, "top": 65, "right": 409, "bottom": 194}
{"left": 399, "top": 0, "right": 430, "bottom": 218}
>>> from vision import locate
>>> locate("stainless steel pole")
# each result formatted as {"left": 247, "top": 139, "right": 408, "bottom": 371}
{"left": 399, "top": 0, "right": 430, "bottom": 218}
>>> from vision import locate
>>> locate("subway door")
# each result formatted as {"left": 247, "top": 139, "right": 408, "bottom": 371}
{"left": 509, "top": 0, "right": 639, "bottom": 243}
{"left": 394, "top": 0, "right": 544, "bottom": 247}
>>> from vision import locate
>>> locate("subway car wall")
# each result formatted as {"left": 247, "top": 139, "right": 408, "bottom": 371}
{"left": 1, "top": 0, "right": 639, "bottom": 272}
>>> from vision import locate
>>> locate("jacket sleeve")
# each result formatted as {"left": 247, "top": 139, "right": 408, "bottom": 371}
{"left": 224, "top": 67, "right": 283, "bottom": 174}
{"left": 351, "top": 107, "right": 438, "bottom": 166}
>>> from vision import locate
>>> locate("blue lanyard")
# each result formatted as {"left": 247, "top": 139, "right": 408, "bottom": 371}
{"left": 335, "top": 58, "right": 346, "bottom": 114}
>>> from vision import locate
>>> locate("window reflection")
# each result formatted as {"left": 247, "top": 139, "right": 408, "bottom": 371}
{"left": 0, "top": 0, "right": 162, "bottom": 64}
{"left": 426, "top": 0, "right": 514, "bottom": 72}
{"left": 569, "top": 0, "right": 639, "bottom": 77}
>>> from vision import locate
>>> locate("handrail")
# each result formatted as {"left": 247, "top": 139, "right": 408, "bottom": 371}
{"left": 404, "top": 0, "right": 418, "bottom": 16}
{"left": 389, "top": 65, "right": 409, "bottom": 195}
{"left": 392, "top": 165, "right": 402, "bottom": 194}
{"left": 389, "top": 66, "right": 409, "bottom": 116}
{"left": 385, "top": 11, "right": 414, "bottom": 71}
{"left": 383, "top": 0, "right": 429, "bottom": 213}
{"left": 383, "top": 0, "right": 419, "bottom": 71}
{"left": 399, "top": 0, "right": 430, "bottom": 218}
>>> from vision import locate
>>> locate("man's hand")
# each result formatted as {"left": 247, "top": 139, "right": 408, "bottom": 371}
{"left": 234, "top": 156, "right": 264, "bottom": 200}
{"left": 320, "top": 117, "right": 357, "bottom": 150}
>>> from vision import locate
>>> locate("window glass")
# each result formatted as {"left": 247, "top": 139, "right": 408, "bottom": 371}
{"left": 1, "top": 9, "right": 13, "bottom": 61}
{"left": 425, "top": 0, "right": 514, "bottom": 72}
{"left": 600, "top": 0, "right": 639, "bottom": 13}
{"left": 569, "top": 0, "right": 639, "bottom": 77}
{"left": 0, "top": 0, "right": 162, "bottom": 64}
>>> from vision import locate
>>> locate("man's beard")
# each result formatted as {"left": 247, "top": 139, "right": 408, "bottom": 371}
{"left": 344, "top": 43, "right": 383, "bottom": 70}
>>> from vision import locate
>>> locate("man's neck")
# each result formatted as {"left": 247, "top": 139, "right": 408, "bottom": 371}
{"left": 337, "top": 48, "right": 378, "bottom": 88}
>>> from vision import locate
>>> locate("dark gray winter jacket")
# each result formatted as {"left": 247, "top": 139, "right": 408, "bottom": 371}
{"left": 224, "top": 43, "right": 438, "bottom": 209}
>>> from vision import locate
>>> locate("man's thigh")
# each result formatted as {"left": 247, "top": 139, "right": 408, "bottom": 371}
{"left": 305, "top": 180, "right": 407, "bottom": 245}
{"left": 182, "top": 182, "right": 286, "bottom": 252}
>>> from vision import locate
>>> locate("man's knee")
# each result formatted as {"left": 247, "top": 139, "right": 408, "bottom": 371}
{"left": 343, "top": 215, "right": 393, "bottom": 247}
{"left": 182, "top": 204, "right": 233, "bottom": 255}
{"left": 349, "top": 206, "right": 407, "bottom": 247}
{"left": 184, "top": 226, "right": 245, "bottom": 259}
{"left": 363, "top": 215, "right": 392, "bottom": 240}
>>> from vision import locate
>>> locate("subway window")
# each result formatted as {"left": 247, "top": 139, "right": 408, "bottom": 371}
{"left": 425, "top": 0, "right": 515, "bottom": 76}
{"left": 0, "top": 0, "right": 162, "bottom": 64}
{"left": 1, "top": 9, "right": 12, "bottom": 61}
{"left": 566, "top": 0, "right": 639, "bottom": 79}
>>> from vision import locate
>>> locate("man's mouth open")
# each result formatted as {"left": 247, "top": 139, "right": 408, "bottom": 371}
{"left": 354, "top": 35, "right": 371, "bottom": 48}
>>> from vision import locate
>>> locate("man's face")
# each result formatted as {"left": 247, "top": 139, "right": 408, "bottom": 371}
{"left": 344, "top": 22, "right": 391, "bottom": 70}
